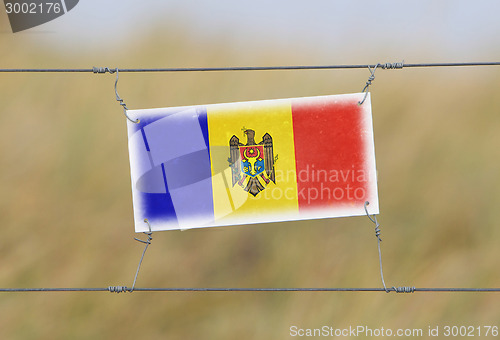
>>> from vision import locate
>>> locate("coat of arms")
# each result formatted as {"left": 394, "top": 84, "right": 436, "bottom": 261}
{"left": 228, "top": 128, "right": 277, "bottom": 196}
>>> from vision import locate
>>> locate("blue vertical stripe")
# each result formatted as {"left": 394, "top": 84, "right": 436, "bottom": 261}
{"left": 161, "top": 163, "right": 169, "bottom": 192}
{"left": 141, "top": 128, "right": 150, "bottom": 152}
{"left": 197, "top": 107, "right": 210, "bottom": 150}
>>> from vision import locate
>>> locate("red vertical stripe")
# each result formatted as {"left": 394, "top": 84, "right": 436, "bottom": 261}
{"left": 291, "top": 97, "right": 369, "bottom": 211}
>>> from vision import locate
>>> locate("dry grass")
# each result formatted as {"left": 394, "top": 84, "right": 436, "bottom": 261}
{"left": 1, "top": 20, "right": 500, "bottom": 339}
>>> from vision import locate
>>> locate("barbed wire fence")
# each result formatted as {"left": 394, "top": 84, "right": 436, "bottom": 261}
{"left": 1, "top": 61, "right": 499, "bottom": 294}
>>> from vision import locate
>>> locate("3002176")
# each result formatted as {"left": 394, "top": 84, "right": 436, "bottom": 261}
{"left": 4, "top": 2, "right": 61, "bottom": 14}
{"left": 443, "top": 326, "right": 498, "bottom": 337}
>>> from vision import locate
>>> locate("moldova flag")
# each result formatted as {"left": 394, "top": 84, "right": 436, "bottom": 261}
{"left": 127, "top": 93, "right": 378, "bottom": 232}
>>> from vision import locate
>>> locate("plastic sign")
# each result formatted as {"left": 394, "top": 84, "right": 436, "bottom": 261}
{"left": 126, "top": 93, "right": 379, "bottom": 232}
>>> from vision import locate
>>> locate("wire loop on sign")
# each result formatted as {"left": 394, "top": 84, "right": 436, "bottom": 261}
{"left": 130, "top": 219, "right": 154, "bottom": 292}
{"left": 358, "top": 64, "right": 378, "bottom": 105}
{"left": 357, "top": 61, "right": 404, "bottom": 105}
{"left": 364, "top": 201, "right": 389, "bottom": 292}
{"left": 106, "top": 220, "right": 153, "bottom": 294}
{"left": 364, "top": 201, "right": 382, "bottom": 242}
{"left": 93, "top": 66, "right": 138, "bottom": 123}
{"left": 113, "top": 68, "right": 139, "bottom": 124}
{"left": 364, "top": 202, "right": 416, "bottom": 294}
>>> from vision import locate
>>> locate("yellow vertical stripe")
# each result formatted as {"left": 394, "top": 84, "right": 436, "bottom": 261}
{"left": 207, "top": 99, "right": 299, "bottom": 226}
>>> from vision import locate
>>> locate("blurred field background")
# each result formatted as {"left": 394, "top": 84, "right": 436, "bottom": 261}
{"left": 1, "top": 2, "right": 500, "bottom": 339}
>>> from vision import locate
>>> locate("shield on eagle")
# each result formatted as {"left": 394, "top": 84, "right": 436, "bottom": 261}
{"left": 228, "top": 129, "right": 276, "bottom": 197}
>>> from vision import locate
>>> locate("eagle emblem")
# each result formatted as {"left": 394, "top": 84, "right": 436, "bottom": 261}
{"left": 228, "top": 128, "right": 277, "bottom": 197}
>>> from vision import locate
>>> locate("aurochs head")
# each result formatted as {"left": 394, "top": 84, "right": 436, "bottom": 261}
{"left": 241, "top": 146, "right": 264, "bottom": 177}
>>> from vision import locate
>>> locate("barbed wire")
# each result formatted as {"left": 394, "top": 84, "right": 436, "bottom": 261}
{"left": 0, "top": 287, "right": 499, "bottom": 293}
{"left": 0, "top": 61, "right": 499, "bottom": 73}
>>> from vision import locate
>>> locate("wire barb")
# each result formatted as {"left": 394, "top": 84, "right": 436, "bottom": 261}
{"left": 392, "top": 286, "right": 415, "bottom": 293}
{"left": 379, "top": 61, "right": 404, "bottom": 70}
{"left": 108, "top": 286, "right": 129, "bottom": 293}
{"left": 92, "top": 67, "right": 115, "bottom": 74}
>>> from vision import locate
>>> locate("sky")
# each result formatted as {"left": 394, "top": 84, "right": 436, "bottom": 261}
{"left": 2, "top": 0, "right": 500, "bottom": 63}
